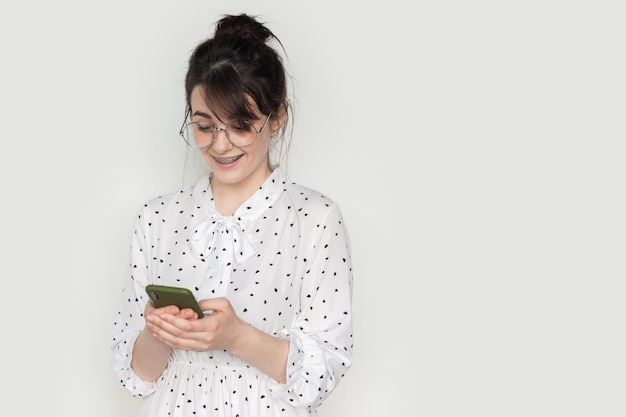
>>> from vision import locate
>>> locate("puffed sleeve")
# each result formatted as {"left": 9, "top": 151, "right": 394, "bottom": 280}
{"left": 268, "top": 203, "right": 354, "bottom": 408}
{"left": 111, "top": 205, "right": 159, "bottom": 397}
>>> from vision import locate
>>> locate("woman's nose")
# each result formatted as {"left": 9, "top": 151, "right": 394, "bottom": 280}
{"left": 211, "top": 128, "right": 234, "bottom": 152}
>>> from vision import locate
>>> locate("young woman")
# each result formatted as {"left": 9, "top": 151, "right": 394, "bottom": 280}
{"left": 112, "top": 14, "right": 354, "bottom": 417}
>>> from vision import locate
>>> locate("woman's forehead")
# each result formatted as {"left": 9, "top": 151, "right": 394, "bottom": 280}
{"left": 190, "top": 86, "right": 261, "bottom": 121}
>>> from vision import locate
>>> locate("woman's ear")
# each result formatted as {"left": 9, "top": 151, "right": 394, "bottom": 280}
{"left": 271, "top": 104, "right": 287, "bottom": 135}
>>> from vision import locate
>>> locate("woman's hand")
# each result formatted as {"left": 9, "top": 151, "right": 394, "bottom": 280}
{"left": 145, "top": 300, "right": 199, "bottom": 321}
{"left": 145, "top": 297, "right": 289, "bottom": 382}
{"left": 145, "top": 297, "right": 246, "bottom": 352}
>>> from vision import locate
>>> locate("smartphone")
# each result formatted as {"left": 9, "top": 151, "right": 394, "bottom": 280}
{"left": 145, "top": 284, "right": 204, "bottom": 318}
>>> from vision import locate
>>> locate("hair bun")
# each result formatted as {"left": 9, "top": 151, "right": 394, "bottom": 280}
{"left": 214, "top": 14, "right": 272, "bottom": 43}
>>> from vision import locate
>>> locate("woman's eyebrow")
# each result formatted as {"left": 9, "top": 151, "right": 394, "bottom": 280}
{"left": 192, "top": 110, "right": 213, "bottom": 119}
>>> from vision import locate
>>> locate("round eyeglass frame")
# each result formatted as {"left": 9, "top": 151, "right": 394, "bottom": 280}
{"left": 179, "top": 110, "right": 272, "bottom": 149}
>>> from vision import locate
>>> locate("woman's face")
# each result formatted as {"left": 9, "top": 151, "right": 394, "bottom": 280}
{"left": 189, "top": 86, "right": 277, "bottom": 191}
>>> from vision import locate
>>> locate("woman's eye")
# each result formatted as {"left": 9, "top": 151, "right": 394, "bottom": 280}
{"left": 195, "top": 123, "right": 214, "bottom": 132}
{"left": 231, "top": 121, "right": 251, "bottom": 132}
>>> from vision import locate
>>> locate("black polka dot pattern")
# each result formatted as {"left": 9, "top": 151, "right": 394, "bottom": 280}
{"left": 112, "top": 169, "right": 353, "bottom": 416}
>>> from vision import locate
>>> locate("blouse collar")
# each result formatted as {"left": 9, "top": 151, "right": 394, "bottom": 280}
{"left": 188, "top": 168, "right": 288, "bottom": 263}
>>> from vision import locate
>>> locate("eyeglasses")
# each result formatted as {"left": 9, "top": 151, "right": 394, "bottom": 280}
{"left": 179, "top": 111, "right": 272, "bottom": 149}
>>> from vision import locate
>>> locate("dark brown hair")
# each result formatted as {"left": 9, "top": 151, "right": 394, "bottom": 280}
{"left": 184, "top": 14, "right": 289, "bottom": 131}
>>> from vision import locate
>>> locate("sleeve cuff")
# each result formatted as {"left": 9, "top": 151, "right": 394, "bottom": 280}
{"left": 267, "top": 328, "right": 330, "bottom": 408}
{"left": 113, "top": 332, "right": 160, "bottom": 397}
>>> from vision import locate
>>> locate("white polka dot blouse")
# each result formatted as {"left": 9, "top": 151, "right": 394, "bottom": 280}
{"left": 112, "top": 168, "right": 353, "bottom": 416}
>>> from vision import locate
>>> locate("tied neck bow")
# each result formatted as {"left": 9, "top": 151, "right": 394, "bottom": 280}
{"left": 189, "top": 216, "right": 258, "bottom": 264}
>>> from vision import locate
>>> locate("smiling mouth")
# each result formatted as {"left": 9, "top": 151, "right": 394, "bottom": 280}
{"left": 213, "top": 155, "right": 243, "bottom": 164}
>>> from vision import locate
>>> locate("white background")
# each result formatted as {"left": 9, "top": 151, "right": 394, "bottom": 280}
{"left": 1, "top": 1, "right": 625, "bottom": 416}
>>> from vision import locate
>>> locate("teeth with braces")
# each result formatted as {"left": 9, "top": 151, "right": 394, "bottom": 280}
{"left": 216, "top": 155, "right": 241, "bottom": 164}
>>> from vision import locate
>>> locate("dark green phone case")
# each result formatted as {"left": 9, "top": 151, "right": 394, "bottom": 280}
{"left": 145, "top": 284, "right": 204, "bottom": 318}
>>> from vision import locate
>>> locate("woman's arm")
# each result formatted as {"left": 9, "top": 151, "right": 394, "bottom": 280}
{"left": 143, "top": 297, "right": 291, "bottom": 383}
{"left": 131, "top": 327, "right": 172, "bottom": 381}
{"left": 224, "top": 313, "right": 291, "bottom": 383}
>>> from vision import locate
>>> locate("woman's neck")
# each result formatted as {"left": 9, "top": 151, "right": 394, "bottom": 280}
{"left": 210, "top": 166, "right": 273, "bottom": 216}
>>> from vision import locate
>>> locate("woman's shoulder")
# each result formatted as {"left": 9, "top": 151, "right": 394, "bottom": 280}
{"left": 282, "top": 178, "right": 341, "bottom": 219}
{"left": 139, "top": 175, "right": 210, "bottom": 213}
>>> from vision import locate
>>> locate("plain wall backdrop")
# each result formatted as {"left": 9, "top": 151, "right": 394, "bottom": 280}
{"left": 1, "top": 1, "right": 625, "bottom": 416}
